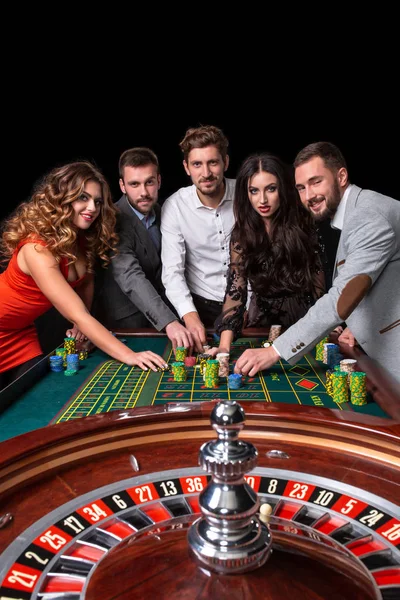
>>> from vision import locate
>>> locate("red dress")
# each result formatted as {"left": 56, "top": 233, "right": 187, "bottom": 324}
{"left": 0, "top": 239, "right": 84, "bottom": 373}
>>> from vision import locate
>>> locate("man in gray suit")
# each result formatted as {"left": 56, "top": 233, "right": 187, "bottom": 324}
{"left": 95, "top": 148, "right": 193, "bottom": 352}
{"left": 234, "top": 142, "right": 400, "bottom": 383}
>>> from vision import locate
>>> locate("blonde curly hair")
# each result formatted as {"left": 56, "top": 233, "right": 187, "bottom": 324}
{"left": 1, "top": 161, "right": 118, "bottom": 272}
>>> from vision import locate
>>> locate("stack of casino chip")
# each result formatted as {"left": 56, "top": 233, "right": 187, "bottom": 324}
{"left": 323, "top": 343, "right": 343, "bottom": 368}
{"left": 198, "top": 353, "right": 211, "bottom": 381}
{"left": 216, "top": 352, "right": 230, "bottom": 377}
{"left": 204, "top": 360, "right": 219, "bottom": 388}
{"left": 268, "top": 325, "right": 282, "bottom": 342}
{"left": 49, "top": 355, "right": 63, "bottom": 372}
{"left": 64, "top": 336, "right": 76, "bottom": 355}
{"left": 228, "top": 373, "right": 243, "bottom": 389}
{"left": 339, "top": 359, "right": 357, "bottom": 383}
{"left": 350, "top": 372, "right": 367, "bottom": 405}
{"left": 332, "top": 371, "right": 349, "bottom": 404}
{"left": 172, "top": 362, "right": 187, "bottom": 382}
{"left": 315, "top": 337, "right": 329, "bottom": 361}
{"left": 65, "top": 353, "right": 79, "bottom": 376}
{"left": 55, "top": 347, "right": 67, "bottom": 367}
{"left": 325, "top": 369, "right": 334, "bottom": 397}
{"left": 184, "top": 356, "right": 196, "bottom": 367}
{"left": 175, "top": 347, "right": 187, "bottom": 362}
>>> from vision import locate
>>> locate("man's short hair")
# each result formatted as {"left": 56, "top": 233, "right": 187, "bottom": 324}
{"left": 119, "top": 147, "right": 159, "bottom": 179}
{"left": 294, "top": 141, "right": 347, "bottom": 173}
{"left": 179, "top": 125, "right": 229, "bottom": 162}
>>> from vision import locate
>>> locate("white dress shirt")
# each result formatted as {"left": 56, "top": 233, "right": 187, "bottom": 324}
{"left": 331, "top": 184, "right": 353, "bottom": 231}
{"left": 161, "top": 178, "right": 236, "bottom": 318}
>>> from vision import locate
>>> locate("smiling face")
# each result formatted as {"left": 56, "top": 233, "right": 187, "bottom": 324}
{"left": 71, "top": 180, "right": 102, "bottom": 229}
{"left": 183, "top": 145, "right": 229, "bottom": 200}
{"left": 295, "top": 156, "right": 347, "bottom": 221}
{"left": 248, "top": 170, "right": 280, "bottom": 227}
{"left": 119, "top": 163, "right": 160, "bottom": 215}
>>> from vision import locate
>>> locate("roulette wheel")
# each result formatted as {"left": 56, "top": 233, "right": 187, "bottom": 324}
{"left": 0, "top": 399, "right": 399, "bottom": 599}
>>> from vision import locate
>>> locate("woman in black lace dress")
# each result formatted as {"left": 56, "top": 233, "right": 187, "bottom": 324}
{"left": 213, "top": 153, "right": 326, "bottom": 354}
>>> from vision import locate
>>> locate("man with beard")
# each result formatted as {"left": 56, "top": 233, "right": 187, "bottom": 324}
{"left": 161, "top": 125, "right": 235, "bottom": 352}
{"left": 234, "top": 141, "right": 400, "bottom": 383}
{"left": 94, "top": 147, "right": 193, "bottom": 353}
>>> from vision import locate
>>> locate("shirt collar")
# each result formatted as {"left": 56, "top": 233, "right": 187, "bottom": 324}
{"left": 331, "top": 184, "right": 353, "bottom": 230}
{"left": 126, "top": 196, "right": 156, "bottom": 225}
{"left": 193, "top": 178, "right": 231, "bottom": 209}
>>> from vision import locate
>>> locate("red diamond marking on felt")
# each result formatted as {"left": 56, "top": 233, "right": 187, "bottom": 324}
{"left": 296, "top": 379, "right": 318, "bottom": 390}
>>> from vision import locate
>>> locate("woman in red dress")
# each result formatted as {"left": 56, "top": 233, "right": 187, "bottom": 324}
{"left": 0, "top": 161, "right": 167, "bottom": 389}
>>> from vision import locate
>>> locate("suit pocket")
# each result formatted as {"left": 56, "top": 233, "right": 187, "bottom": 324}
{"left": 379, "top": 319, "right": 400, "bottom": 334}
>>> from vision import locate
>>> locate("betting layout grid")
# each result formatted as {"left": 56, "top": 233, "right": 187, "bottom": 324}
{"left": 52, "top": 339, "right": 357, "bottom": 424}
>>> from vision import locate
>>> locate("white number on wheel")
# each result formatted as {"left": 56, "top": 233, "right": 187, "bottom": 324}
{"left": 7, "top": 571, "right": 38, "bottom": 588}
{"left": 186, "top": 477, "right": 204, "bottom": 492}
{"left": 340, "top": 499, "right": 358, "bottom": 514}
{"left": 24, "top": 551, "right": 49, "bottom": 566}
{"left": 82, "top": 503, "right": 108, "bottom": 522}
{"left": 112, "top": 494, "right": 128, "bottom": 509}
{"left": 359, "top": 510, "right": 385, "bottom": 526}
{"left": 313, "top": 490, "right": 334, "bottom": 506}
{"left": 135, "top": 485, "right": 153, "bottom": 503}
{"left": 39, "top": 530, "right": 67, "bottom": 550}
{"left": 267, "top": 479, "right": 278, "bottom": 494}
{"left": 64, "top": 515, "right": 86, "bottom": 534}
{"left": 381, "top": 523, "right": 400, "bottom": 541}
{"left": 244, "top": 476, "right": 255, "bottom": 488}
{"left": 288, "top": 483, "right": 308, "bottom": 499}
{"left": 160, "top": 481, "right": 178, "bottom": 496}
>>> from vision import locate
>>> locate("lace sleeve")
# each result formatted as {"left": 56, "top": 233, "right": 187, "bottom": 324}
{"left": 215, "top": 240, "right": 248, "bottom": 338}
{"left": 313, "top": 234, "right": 327, "bottom": 300}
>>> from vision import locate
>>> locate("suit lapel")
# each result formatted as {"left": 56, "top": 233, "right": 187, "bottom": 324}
{"left": 116, "top": 196, "right": 160, "bottom": 267}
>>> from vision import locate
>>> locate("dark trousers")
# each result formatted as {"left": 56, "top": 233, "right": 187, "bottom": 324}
{"left": 191, "top": 293, "right": 223, "bottom": 328}
{"left": 0, "top": 354, "right": 45, "bottom": 391}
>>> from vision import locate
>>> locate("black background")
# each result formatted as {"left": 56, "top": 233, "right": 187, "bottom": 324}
{"left": 2, "top": 98, "right": 399, "bottom": 222}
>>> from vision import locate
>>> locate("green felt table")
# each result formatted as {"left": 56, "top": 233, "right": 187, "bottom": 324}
{"left": 1, "top": 329, "right": 398, "bottom": 443}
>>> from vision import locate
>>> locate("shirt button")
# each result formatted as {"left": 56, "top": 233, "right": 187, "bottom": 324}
{"left": 216, "top": 213, "right": 219, "bottom": 217}
{"left": 296, "top": 345, "right": 301, "bottom": 349}
{"left": 224, "top": 262, "right": 226, "bottom": 265}
{"left": 222, "top": 247, "right": 225, "bottom": 250}
{"left": 219, "top": 231, "right": 222, "bottom": 234}
{"left": 292, "top": 348, "right": 297, "bottom": 353}
{"left": 300, "top": 342, "right": 305, "bottom": 347}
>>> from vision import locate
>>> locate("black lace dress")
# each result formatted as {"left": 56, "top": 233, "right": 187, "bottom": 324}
{"left": 215, "top": 239, "right": 326, "bottom": 339}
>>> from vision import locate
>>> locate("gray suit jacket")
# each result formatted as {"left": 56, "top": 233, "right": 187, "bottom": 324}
{"left": 95, "top": 196, "right": 177, "bottom": 330}
{"left": 274, "top": 185, "right": 400, "bottom": 382}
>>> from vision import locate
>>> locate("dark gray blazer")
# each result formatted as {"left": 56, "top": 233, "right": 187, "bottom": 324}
{"left": 95, "top": 196, "right": 177, "bottom": 330}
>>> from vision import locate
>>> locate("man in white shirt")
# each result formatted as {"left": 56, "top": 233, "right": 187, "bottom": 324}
{"left": 161, "top": 125, "right": 235, "bottom": 352}
{"left": 234, "top": 142, "right": 400, "bottom": 383}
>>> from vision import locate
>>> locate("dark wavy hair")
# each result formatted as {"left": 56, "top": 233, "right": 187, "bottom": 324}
{"left": 232, "top": 153, "right": 321, "bottom": 296}
{"left": 1, "top": 161, "right": 118, "bottom": 272}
